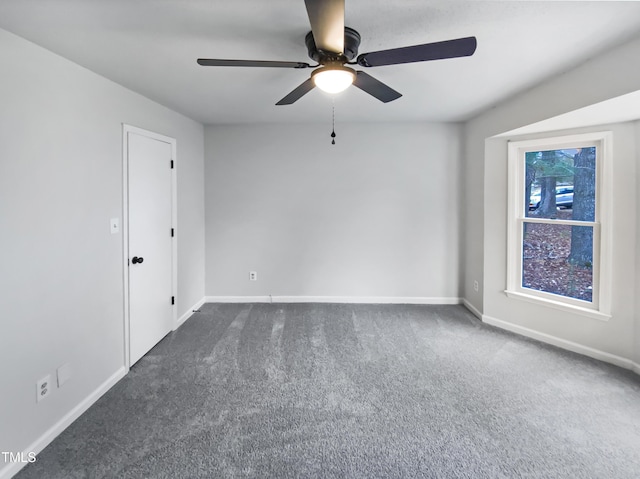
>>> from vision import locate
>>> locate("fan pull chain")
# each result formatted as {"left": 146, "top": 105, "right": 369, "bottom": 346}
{"left": 331, "top": 101, "right": 336, "bottom": 145}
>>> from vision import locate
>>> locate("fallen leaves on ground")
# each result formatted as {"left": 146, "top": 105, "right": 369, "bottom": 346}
{"left": 522, "top": 209, "right": 593, "bottom": 302}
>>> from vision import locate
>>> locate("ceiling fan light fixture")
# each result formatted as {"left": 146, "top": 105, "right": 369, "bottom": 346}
{"left": 311, "top": 65, "right": 356, "bottom": 94}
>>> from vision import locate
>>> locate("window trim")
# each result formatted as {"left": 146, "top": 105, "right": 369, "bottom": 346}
{"left": 506, "top": 131, "right": 612, "bottom": 319}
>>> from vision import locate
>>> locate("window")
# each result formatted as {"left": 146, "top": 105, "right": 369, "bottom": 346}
{"left": 507, "top": 132, "right": 611, "bottom": 319}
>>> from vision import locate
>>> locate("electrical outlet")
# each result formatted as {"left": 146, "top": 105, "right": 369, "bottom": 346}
{"left": 249, "top": 271, "right": 257, "bottom": 281}
{"left": 473, "top": 280, "right": 479, "bottom": 292}
{"left": 37, "top": 375, "right": 52, "bottom": 403}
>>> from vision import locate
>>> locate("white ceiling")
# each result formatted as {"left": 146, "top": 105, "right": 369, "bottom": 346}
{"left": 1, "top": 1, "right": 640, "bottom": 125}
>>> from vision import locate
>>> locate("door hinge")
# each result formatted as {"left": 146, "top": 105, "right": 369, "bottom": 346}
{"left": 171, "top": 228, "right": 174, "bottom": 237}
{"left": 170, "top": 160, "right": 174, "bottom": 169}
{"left": 171, "top": 296, "right": 175, "bottom": 305}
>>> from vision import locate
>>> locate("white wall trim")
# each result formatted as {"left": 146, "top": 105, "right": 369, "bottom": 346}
{"left": 206, "top": 295, "right": 273, "bottom": 303}
{"left": 175, "top": 296, "right": 206, "bottom": 330}
{"left": 461, "top": 298, "right": 482, "bottom": 319}
{"left": 205, "top": 296, "right": 461, "bottom": 305}
{"left": 121, "top": 125, "right": 131, "bottom": 370}
{"left": 504, "top": 289, "right": 611, "bottom": 322}
{"left": 0, "top": 367, "right": 127, "bottom": 479}
{"left": 482, "top": 314, "right": 639, "bottom": 374}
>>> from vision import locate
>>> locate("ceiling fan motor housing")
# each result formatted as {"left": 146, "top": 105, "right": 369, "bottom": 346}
{"left": 305, "top": 26, "right": 361, "bottom": 64}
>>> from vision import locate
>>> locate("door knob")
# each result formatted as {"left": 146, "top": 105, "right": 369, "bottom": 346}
{"left": 132, "top": 256, "right": 144, "bottom": 264}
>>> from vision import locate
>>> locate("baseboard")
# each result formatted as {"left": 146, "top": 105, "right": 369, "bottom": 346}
{"left": 0, "top": 366, "right": 127, "bottom": 479}
{"left": 206, "top": 295, "right": 272, "bottom": 303}
{"left": 482, "top": 314, "right": 639, "bottom": 373}
{"left": 205, "top": 295, "right": 462, "bottom": 305}
{"left": 461, "top": 299, "right": 482, "bottom": 319}
{"left": 175, "top": 296, "right": 206, "bottom": 330}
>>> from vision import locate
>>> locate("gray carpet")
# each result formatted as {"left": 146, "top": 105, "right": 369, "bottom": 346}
{"left": 16, "top": 303, "right": 640, "bottom": 478}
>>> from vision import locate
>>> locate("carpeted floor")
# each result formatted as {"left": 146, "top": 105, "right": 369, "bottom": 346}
{"left": 16, "top": 303, "right": 640, "bottom": 478}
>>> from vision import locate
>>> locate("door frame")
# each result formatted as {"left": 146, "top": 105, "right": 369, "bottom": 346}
{"left": 122, "top": 124, "right": 178, "bottom": 369}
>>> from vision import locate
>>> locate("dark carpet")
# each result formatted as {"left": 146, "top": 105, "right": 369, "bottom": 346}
{"left": 16, "top": 303, "right": 640, "bottom": 478}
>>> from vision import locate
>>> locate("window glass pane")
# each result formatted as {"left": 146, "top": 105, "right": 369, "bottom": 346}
{"left": 522, "top": 222, "right": 593, "bottom": 302}
{"left": 524, "top": 147, "right": 595, "bottom": 221}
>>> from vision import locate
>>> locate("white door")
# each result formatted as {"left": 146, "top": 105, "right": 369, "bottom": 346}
{"left": 127, "top": 129, "right": 174, "bottom": 366}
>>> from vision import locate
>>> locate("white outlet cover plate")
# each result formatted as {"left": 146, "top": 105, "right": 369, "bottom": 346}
{"left": 37, "top": 374, "right": 52, "bottom": 402}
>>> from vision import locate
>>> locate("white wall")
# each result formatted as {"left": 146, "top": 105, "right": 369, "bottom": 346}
{"left": 205, "top": 122, "right": 462, "bottom": 300}
{"left": 460, "top": 121, "right": 484, "bottom": 313}
{"left": 462, "top": 32, "right": 640, "bottom": 363}
{"left": 0, "top": 29, "right": 205, "bottom": 476}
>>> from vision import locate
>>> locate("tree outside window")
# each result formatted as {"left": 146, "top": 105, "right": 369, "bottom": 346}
{"left": 523, "top": 147, "right": 595, "bottom": 301}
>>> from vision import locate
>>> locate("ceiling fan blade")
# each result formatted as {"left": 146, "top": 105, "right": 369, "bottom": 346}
{"left": 357, "top": 36, "right": 477, "bottom": 67}
{"left": 304, "top": 0, "right": 345, "bottom": 54}
{"left": 197, "top": 59, "right": 311, "bottom": 69}
{"left": 352, "top": 71, "right": 402, "bottom": 103}
{"left": 276, "top": 78, "right": 316, "bottom": 105}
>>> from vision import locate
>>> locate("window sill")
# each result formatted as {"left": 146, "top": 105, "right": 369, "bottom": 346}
{"left": 504, "top": 290, "right": 611, "bottom": 321}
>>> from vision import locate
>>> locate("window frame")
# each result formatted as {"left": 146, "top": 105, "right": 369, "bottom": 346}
{"left": 506, "top": 132, "right": 612, "bottom": 320}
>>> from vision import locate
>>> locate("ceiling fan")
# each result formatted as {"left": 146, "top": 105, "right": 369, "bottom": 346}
{"left": 197, "top": 0, "right": 477, "bottom": 105}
